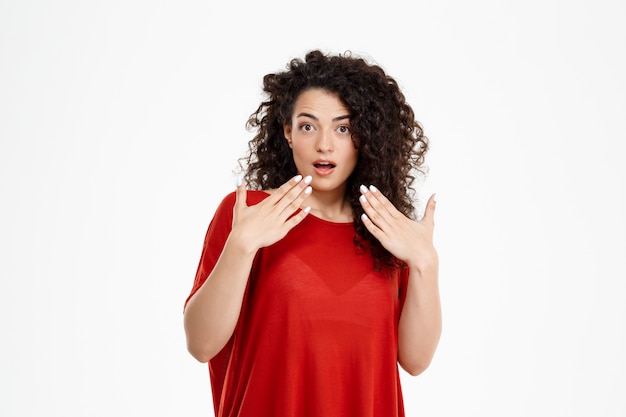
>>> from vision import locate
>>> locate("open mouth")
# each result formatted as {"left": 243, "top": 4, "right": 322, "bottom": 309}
{"left": 314, "top": 162, "right": 336, "bottom": 169}
{"left": 313, "top": 161, "right": 336, "bottom": 175}
{"left": 313, "top": 161, "right": 335, "bottom": 176}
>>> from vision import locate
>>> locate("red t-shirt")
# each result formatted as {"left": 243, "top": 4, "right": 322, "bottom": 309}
{"left": 186, "top": 190, "right": 409, "bottom": 417}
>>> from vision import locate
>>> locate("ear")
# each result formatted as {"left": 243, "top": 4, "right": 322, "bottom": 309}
{"left": 283, "top": 123, "right": 293, "bottom": 148}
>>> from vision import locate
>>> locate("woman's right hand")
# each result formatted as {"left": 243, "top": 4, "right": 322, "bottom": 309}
{"left": 230, "top": 175, "right": 312, "bottom": 254}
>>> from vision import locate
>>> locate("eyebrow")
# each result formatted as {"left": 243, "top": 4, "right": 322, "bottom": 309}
{"left": 296, "top": 112, "right": 351, "bottom": 122}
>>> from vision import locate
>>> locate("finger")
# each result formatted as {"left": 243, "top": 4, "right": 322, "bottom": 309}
{"left": 360, "top": 212, "right": 384, "bottom": 240}
{"left": 363, "top": 185, "right": 398, "bottom": 217}
{"left": 359, "top": 196, "right": 385, "bottom": 232}
{"left": 421, "top": 193, "right": 437, "bottom": 223}
{"left": 274, "top": 175, "right": 312, "bottom": 215}
{"left": 358, "top": 185, "right": 395, "bottom": 229}
{"left": 278, "top": 182, "right": 312, "bottom": 219}
{"left": 266, "top": 174, "right": 306, "bottom": 205}
{"left": 283, "top": 205, "right": 311, "bottom": 230}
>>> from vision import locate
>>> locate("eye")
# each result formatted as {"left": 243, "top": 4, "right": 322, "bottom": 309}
{"left": 299, "top": 123, "right": 315, "bottom": 132}
{"left": 337, "top": 125, "right": 351, "bottom": 134}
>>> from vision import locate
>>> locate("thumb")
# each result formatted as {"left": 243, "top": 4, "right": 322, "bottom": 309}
{"left": 234, "top": 175, "right": 247, "bottom": 210}
{"left": 422, "top": 193, "right": 437, "bottom": 223}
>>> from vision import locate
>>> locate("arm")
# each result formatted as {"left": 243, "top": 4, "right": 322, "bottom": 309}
{"left": 183, "top": 229, "right": 258, "bottom": 363}
{"left": 397, "top": 249, "right": 441, "bottom": 376}
{"left": 184, "top": 175, "right": 312, "bottom": 363}
{"left": 358, "top": 187, "right": 442, "bottom": 375}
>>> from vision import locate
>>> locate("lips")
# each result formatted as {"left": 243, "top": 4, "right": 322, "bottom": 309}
{"left": 313, "top": 160, "right": 336, "bottom": 176}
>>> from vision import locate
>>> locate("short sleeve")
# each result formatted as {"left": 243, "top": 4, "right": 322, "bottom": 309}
{"left": 184, "top": 191, "right": 237, "bottom": 310}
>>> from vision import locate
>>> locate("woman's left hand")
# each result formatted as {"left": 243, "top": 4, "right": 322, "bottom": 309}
{"left": 358, "top": 185, "right": 437, "bottom": 270}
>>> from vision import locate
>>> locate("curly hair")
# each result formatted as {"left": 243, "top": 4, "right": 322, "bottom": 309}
{"left": 239, "top": 49, "right": 428, "bottom": 270}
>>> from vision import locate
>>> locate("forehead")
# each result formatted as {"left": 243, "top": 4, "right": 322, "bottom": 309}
{"left": 292, "top": 89, "right": 349, "bottom": 117}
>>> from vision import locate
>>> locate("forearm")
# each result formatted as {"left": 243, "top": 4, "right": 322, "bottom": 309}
{"left": 397, "top": 255, "right": 442, "bottom": 376}
{"left": 183, "top": 234, "right": 257, "bottom": 363}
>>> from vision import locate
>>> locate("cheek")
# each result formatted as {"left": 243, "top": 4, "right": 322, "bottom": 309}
{"left": 289, "top": 145, "right": 308, "bottom": 168}
{"left": 340, "top": 143, "right": 359, "bottom": 163}
{"left": 348, "top": 150, "right": 359, "bottom": 171}
{"left": 290, "top": 142, "right": 304, "bottom": 157}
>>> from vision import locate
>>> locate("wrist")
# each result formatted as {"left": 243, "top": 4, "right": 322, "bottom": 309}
{"left": 407, "top": 249, "right": 439, "bottom": 274}
{"left": 224, "top": 231, "right": 260, "bottom": 259}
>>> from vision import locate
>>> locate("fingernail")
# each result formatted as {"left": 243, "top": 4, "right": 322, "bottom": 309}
{"left": 304, "top": 186, "right": 312, "bottom": 194}
{"left": 303, "top": 175, "right": 312, "bottom": 184}
{"left": 359, "top": 184, "right": 368, "bottom": 193}
{"left": 235, "top": 175, "right": 242, "bottom": 187}
{"left": 433, "top": 193, "right": 437, "bottom": 203}
{"left": 294, "top": 174, "right": 303, "bottom": 183}
{"left": 369, "top": 185, "right": 378, "bottom": 193}
{"left": 303, "top": 206, "right": 311, "bottom": 213}
{"left": 359, "top": 195, "right": 367, "bottom": 203}
{"left": 361, "top": 213, "right": 369, "bottom": 221}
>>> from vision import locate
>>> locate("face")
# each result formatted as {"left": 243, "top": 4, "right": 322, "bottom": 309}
{"left": 283, "top": 89, "right": 358, "bottom": 194}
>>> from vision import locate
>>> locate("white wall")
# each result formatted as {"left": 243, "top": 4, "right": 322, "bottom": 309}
{"left": 1, "top": 1, "right": 624, "bottom": 416}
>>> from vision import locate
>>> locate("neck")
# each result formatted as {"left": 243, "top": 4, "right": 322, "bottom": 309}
{"left": 307, "top": 190, "right": 353, "bottom": 222}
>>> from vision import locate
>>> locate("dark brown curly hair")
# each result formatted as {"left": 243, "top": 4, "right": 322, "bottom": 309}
{"left": 239, "top": 49, "right": 429, "bottom": 270}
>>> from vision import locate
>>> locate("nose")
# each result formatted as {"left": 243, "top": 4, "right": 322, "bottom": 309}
{"left": 315, "top": 129, "right": 334, "bottom": 153}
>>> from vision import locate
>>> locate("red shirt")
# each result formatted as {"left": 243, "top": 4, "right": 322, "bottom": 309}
{"left": 186, "top": 190, "right": 409, "bottom": 417}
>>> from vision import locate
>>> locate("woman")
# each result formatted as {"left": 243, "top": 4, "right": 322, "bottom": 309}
{"left": 184, "top": 50, "right": 441, "bottom": 417}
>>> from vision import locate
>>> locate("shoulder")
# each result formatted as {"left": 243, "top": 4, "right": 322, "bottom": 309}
{"left": 202, "top": 190, "right": 271, "bottom": 246}
{"left": 245, "top": 189, "right": 271, "bottom": 205}
{"left": 218, "top": 189, "right": 270, "bottom": 207}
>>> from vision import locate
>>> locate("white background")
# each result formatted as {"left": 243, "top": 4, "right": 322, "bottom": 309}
{"left": 1, "top": 1, "right": 625, "bottom": 416}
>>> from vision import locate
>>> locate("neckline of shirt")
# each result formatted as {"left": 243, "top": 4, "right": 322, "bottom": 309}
{"left": 255, "top": 190, "right": 353, "bottom": 226}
